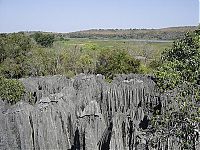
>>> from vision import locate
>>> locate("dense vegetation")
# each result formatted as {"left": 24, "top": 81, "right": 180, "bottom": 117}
{"left": 0, "top": 31, "right": 170, "bottom": 80}
{"left": 33, "top": 32, "right": 55, "bottom": 47}
{"left": 96, "top": 49, "right": 140, "bottom": 79}
{"left": 153, "top": 29, "right": 200, "bottom": 149}
{"left": 0, "top": 33, "right": 32, "bottom": 78}
{"left": 0, "top": 76, "right": 25, "bottom": 104}
{"left": 155, "top": 30, "right": 200, "bottom": 90}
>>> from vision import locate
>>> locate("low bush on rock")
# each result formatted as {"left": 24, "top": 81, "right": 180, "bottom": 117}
{"left": 0, "top": 76, "right": 25, "bottom": 104}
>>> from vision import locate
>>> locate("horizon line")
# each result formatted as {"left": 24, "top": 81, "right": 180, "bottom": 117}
{"left": 0, "top": 25, "right": 198, "bottom": 34}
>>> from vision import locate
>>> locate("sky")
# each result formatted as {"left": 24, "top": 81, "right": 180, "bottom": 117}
{"left": 0, "top": 0, "right": 199, "bottom": 33}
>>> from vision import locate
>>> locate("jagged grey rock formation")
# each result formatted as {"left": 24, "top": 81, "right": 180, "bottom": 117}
{"left": 0, "top": 74, "right": 199, "bottom": 150}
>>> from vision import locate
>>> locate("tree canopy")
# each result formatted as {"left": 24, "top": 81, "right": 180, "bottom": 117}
{"left": 155, "top": 30, "right": 200, "bottom": 91}
{"left": 33, "top": 32, "right": 55, "bottom": 47}
{"left": 96, "top": 49, "right": 140, "bottom": 79}
{"left": 0, "top": 33, "right": 32, "bottom": 78}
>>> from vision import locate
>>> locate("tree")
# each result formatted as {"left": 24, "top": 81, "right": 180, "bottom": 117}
{"left": 33, "top": 32, "right": 55, "bottom": 47}
{"left": 0, "top": 33, "right": 31, "bottom": 61}
{"left": 77, "top": 54, "right": 95, "bottom": 74}
{"left": 155, "top": 31, "right": 200, "bottom": 91}
{"left": 96, "top": 49, "right": 140, "bottom": 79}
{"left": 0, "top": 33, "right": 32, "bottom": 78}
{"left": 24, "top": 47, "right": 58, "bottom": 76}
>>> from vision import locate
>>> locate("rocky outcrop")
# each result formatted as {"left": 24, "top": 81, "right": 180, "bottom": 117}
{"left": 0, "top": 74, "right": 199, "bottom": 150}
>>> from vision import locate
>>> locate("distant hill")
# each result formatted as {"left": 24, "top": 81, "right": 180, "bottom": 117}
{"left": 22, "top": 26, "right": 197, "bottom": 41}
{"left": 66, "top": 26, "right": 197, "bottom": 40}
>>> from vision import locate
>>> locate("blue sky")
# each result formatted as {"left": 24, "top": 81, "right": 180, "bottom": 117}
{"left": 0, "top": 0, "right": 199, "bottom": 33}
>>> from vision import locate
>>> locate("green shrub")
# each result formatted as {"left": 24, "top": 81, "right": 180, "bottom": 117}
{"left": 0, "top": 32, "right": 32, "bottom": 62}
{"left": 65, "top": 70, "right": 76, "bottom": 78}
{"left": 0, "top": 76, "right": 25, "bottom": 104}
{"left": 33, "top": 32, "right": 55, "bottom": 47}
{"left": 139, "top": 64, "right": 151, "bottom": 74}
{"left": 149, "top": 60, "right": 160, "bottom": 70}
{"left": 0, "top": 33, "right": 32, "bottom": 78}
{"left": 96, "top": 49, "right": 140, "bottom": 79}
{"left": 77, "top": 54, "right": 95, "bottom": 74}
{"left": 155, "top": 31, "right": 200, "bottom": 90}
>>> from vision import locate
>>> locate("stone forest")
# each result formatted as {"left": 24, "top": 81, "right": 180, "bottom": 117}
{"left": 0, "top": 28, "right": 200, "bottom": 150}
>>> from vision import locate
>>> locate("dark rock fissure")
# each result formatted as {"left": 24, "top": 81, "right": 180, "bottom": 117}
{"left": 29, "top": 115, "right": 35, "bottom": 150}
{"left": 82, "top": 131, "right": 85, "bottom": 150}
{"left": 98, "top": 121, "right": 113, "bottom": 150}
{"left": 139, "top": 115, "right": 149, "bottom": 130}
{"left": 72, "top": 128, "right": 80, "bottom": 150}
{"left": 122, "top": 121, "right": 126, "bottom": 148}
{"left": 33, "top": 92, "right": 37, "bottom": 103}
{"left": 129, "top": 120, "right": 133, "bottom": 150}
{"left": 153, "top": 97, "right": 162, "bottom": 115}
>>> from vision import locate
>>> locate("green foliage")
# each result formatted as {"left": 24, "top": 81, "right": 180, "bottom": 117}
{"left": 152, "top": 83, "right": 200, "bottom": 149}
{"left": 155, "top": 31, "right": 200, "bottom": 90}
{"left": 155, "top": 60, "right": 182, "bottom": 91}
{"left": 152, "top": 30, "right": 200, "bottom": 149}
{"left": 77, "top": 54, "right": 95, "bottom": 74}
{"left": 97, "top": 49, "right": 140, "bottom": 79}
{"left": 139, "top": 64, "right": 151, "bottom": 74}
{"left": 0, "top": 76, "right": 25, "bottom": 104}
{"left": 65, "top": 70, "right": 76, "bottom": 78}
{"left": 149, "top": 59, "right": 160, "bottom": 70}
{"left": 0, "top": 33, "right": 32, "bottom": 78}
{"left": 162, "top": 32, "right": 199, "bottom": 62}
{"left": 83, "top": 43, "right": 98, "bottom": 51}
{"left": 0, "top": 31, "right": 171, "bottom": 79}
{"left": 0, "top": 58, "right": 24, "bottom": 78}
{"left": 25, "top": 47, "right": 61, "bottom": 76}
{"left": 33, "top": 32, "right": 55, "bottom": 47}
{"left": 0, "top": 32, "right": 31, "bottom": 62}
